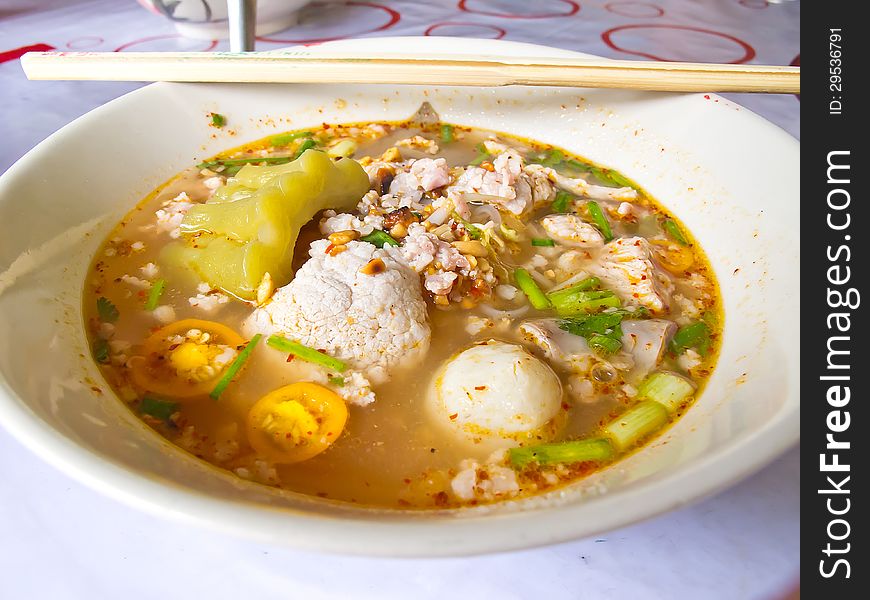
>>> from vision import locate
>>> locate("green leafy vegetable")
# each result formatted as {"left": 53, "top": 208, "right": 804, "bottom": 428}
{"left": 551, "top": 190, "right": 573, "bottom": 213}
{"left": 210, "top": 113, "right": 226, "bottom": 128}
{"left": 210, "top": 334, "right": 261, "bottom": 400}
{"left": 140, "top": 396, "right": 179, "bottom": 421}
{"left": 540, "top": 149, "right": 564, "bottom": 167}
{"left": 669, "top": 321, "right": 711, "bottom": 356}
{"left": 440, "top": 124, "right": 454, "bottom": 143}
{"left": 360, "top": 230, "right": 400, "bottom": 248}
{"left": 270, "top": 131, "right": 313, "bottom": 147}
{"left": 603, "top": 400, "right": 669, "bottom": 452}
{"left": 547, "top": 278, "right": 620, "bottom": 316}
{"left": 509, "top": 438, "right": 613, "bottom": 468}
{"left": 586, "top": 201, "right": 614, "bottom": 242}
{"left": 531, "top": 238, "right": 555, "bottom": 247}
{"left": 92, "top": 339, "right": 110, "bottom": 364}
{"left": 455, "top": 217, "right": 483, "bottom": 240}
{"left": 144, "top": 278, "right": 166, "bottom": 311}
{"left": 559, "top": 311, "right": 624, "bottom": 354}
{"left": 328, "top": 376, "right": 346, "bottom": 387}
{"left": 266, "top": 335, "right": 348, "bottom": 372}
{"left": 96, "top": 297, "right": 119, "bottom": 323}
{"left": 514, "top": 268, "right": 552, "bottom": 310}
{"left": 663, "top": 219, "right": 689, "bottom": 246}
{"left": 636, "top": 372, "right": 695, "bottom": 413}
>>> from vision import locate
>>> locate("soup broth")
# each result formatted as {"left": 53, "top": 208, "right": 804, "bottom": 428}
{"left": 84, "top": 116, "right": 721, "bottom": 509}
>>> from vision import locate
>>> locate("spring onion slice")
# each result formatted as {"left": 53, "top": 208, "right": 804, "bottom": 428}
{"left": 587, "top": 334, "right": 622, "bottom": 355}
{"left": 469, "top": 143, "right": 489, "bottom": 166}
{"left": 144, "top": 278, "right": 166, "bottom": 311}
{"left": 510, "top": 438, "right": 613, "bottom": 468}
{"left": 266, "top": 335, "right": 348, "bottom": 372}
{"left": 636, "top": 372, "right": 694, "bottom": 413}
{"left": 270, "top": 131, "right": 313, "bottom": 147}
{"left": 292, "top": 139, "right": 317, "bottom": 160}
{"left": 663, "top": 219, "right": 689, "bottom": 246}
{"left": 96, "top": 297, "right": 119, "bottom": 323}
{"left": 360, "top": 230, "right": 400, "bottom": 248}
{"left": 440, "top": 124, "right": 455, "bottom": 143}
{"left": 548, "top": 287, "right": 620, "bottom": 316}
{"left": 540, "top": 149, "right": 564, "bottom": 167}
{"left": 140, "top": 396, "right": 179, "bottom": 421}
{"left": 551, "top": 190, "right": 573, "bottom": 213}
{"left": 514, "top": 268, "right": 552, "bottom": 310}
{"left": 531, "top": 238, "right": 555, "bottom": 247}
{"left": 586, "top": 201, "right": 614, "bottom": 241}
{"left": 328, "top": 376, "right": 346, "bottom": 387}
{"left": 603, "top": 400, "right": 669, "bottom": 452}
{"left": 197, "top": 155, "right": 293, "bottom": 170}
{"left": 210, "top": 334, "right": 262, "bottom": 400}
{"left": 669, "top": 321, "right": 711, "bottom": 356}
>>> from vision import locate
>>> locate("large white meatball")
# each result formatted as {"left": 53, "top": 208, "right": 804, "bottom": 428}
{"left": 428, "top": 340, "right": 564, "bottom": 449}
{"left": 245, "top": 239, "right": 430, "bottom": 385}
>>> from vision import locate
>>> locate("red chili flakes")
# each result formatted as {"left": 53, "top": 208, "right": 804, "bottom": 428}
{"left": 403, "top": 478, "right": 412, "bottom": 484}
{"left": 286, "top": 354, "right": 295, "bottom": 363}
{"left": 433, "top": 491, "right": 450, "bottom": 507}
{"left": 474, "top": 385, "right": 486, "bottom": 391}
{"left": 324, "top": 243, "right": 335, "bottom": 254}
{"left": 449, "top": 413, "right": 458, "bottom": 421}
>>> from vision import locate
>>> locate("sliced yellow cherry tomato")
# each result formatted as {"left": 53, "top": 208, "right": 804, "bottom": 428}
{"left": 246, "top": 382, "right": 348, "bottom": 464}
{"left": 649, "top": 239, "right": 695, "bottom": 274}
{"left": 130, "top": 319, "right": 245, "bottom": 399}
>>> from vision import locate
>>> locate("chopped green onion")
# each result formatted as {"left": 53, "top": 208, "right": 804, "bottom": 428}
{"left": 96, "top": 297, "right": 119, "bottom": 323}
{"left": 669, "top": 321, "right": 711, "bottom": 356}
{"left": 548, "top": 286, "right": 620, "bottom": 316}
{"left": 328, "top": 376, "right": 346, "bottom": 387}
{"left": 266, "top": 335, "right": 348, "bottom": 372}
{"left": 440, "top": 123, "right": 455, "bottom": 143}
{"left": 469, "top": 144, "right": 489, "bottom": 166}
{"left": 456, "top": 218, "right": 483, "bottom": 240}
{"left": 292, "top": 139, "right": 317, "bottom": 160}
{"left": 514, "top": 268, "right": 552, "bottom": 310}
{"left": 210, "top": 113, "right": 226, "bottom": 128}
{"left": 663, "top": 219, "right": 689, "bottom": 246}
{"left": 140, "top": 396, "right": 179, "bottom": 422}
{"left": 636, "top": 372, "right": 695, "bottom": 413}
{"left": 144, "top": 278, "right": 166, "bottom": 311}
{"left": 360, "top": 230, "right": 400, "bottom": 248}
{"left": 210, "top": 334, "right": 261, "bottom": 400}
{"left": 509, "top": 438, "right": 613, "bottom": 468}
{"left": 531, "top": 238, "right": 555, "bottom": 247}
{"left": 586, "top": 201, "right": 614, "bottom": 241}
{"left": 551, "top": 190, "right": 573, "bottom": 213}
{"left": 603, "top": 400, "right": 669, "bottom": 452}
{"left": 197, "top": 155, "right": 294, "bottom": 170}
{"left": 270, "top": 131, "right": 313, "bottom": 147}
{"left": 92, "top": 338, "right": 110, "bottom": 364}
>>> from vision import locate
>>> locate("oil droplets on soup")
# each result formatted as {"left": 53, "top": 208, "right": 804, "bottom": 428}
{"left": 84, "top": 110, "right": 721, "bottom": 509}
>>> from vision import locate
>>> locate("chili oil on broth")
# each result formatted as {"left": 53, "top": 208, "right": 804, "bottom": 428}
{"left": 83, "top": 120, "right": 722, "bottom": 509}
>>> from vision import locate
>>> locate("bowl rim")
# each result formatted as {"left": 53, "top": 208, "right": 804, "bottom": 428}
{"left": 0, "top": 36, "right": 799, "bottom": 557}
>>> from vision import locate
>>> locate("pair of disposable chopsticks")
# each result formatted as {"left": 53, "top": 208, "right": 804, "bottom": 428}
{"left": 20, "top": 51, "right": 800, "bottom": 94}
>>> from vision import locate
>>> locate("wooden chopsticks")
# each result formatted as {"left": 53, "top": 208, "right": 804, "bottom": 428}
{"left": 20, "top": 51, "right": 800, "bottom": 94}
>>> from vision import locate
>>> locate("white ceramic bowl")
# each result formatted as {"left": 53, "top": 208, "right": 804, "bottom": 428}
{"left": 0, "top": 37, "right": 799, "bottom": 556}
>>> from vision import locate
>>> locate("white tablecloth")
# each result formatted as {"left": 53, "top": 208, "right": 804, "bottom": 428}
{"left": 0, "top": 1, "right": 799, "bottom": 598}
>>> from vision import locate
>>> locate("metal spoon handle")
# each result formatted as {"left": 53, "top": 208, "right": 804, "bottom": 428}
{"left": 227, "top": 0, "right": 257, "bottom": 53}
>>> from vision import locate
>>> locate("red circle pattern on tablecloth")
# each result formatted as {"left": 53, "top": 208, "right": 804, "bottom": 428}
{"left": 458, "top": 0, "right": 579, "bottom": 19}
{"left": 66, "top": 36, "right": 105, "bottom": 50}
{"left": 425, "top": 22, "right": 506, "bottom": 39}
{"left": 604, "top": 2, "right": 664, "bottom": 18}
{"left": 256, "top": 1, "right": 399, "bottom": 45}
{"left": 115, "top": 34, "right": 218, "bottom": 52}
{"left": 602, "top": 24, "right": 756, "bottom": 64}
